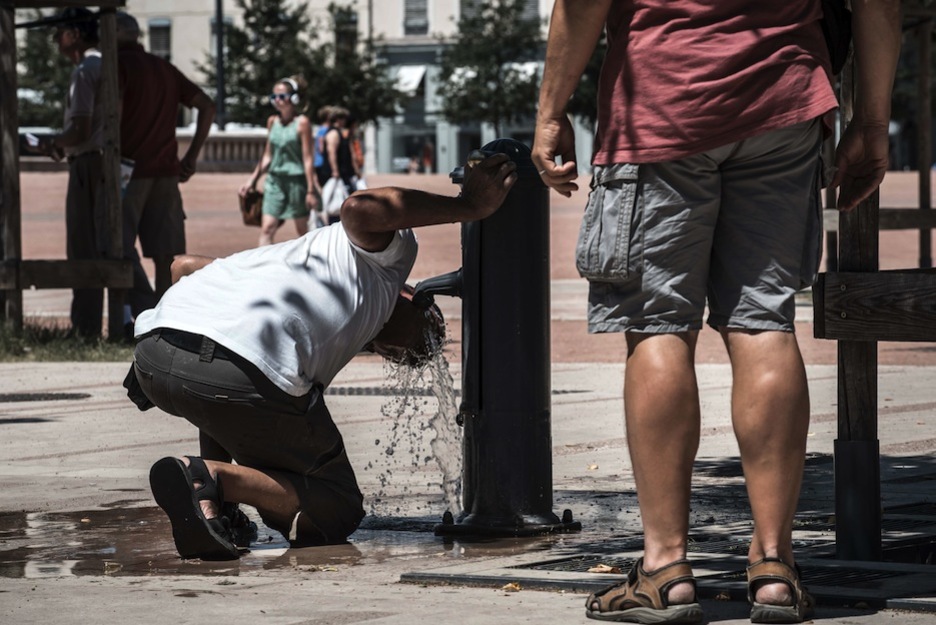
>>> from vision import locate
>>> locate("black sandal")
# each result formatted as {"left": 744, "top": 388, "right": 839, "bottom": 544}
{"left": 149, "top": 456, "right": 240, "bottom": 560}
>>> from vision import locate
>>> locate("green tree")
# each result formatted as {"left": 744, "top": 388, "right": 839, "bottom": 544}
{"left": 199, "top": 0, "right": 406, "bottom": 127}
{"left": 16, "top": 9, "right": 73, "bottom": 128}
{"left": 312, "top": 3, "right": 409, "bottom": 125}
{"left": 198, "top": 0, "right": 325, "bottom": 127}
{"left": 437, "top": 0, "right": 543, "bottom": 136}
{"left": 565, "top": 37, "right": 606, "bottom": 133}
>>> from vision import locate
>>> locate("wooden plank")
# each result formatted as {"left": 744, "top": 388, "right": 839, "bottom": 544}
{"left": 816, "top": 271, "right": 936, "bottom": 341}
{"left": 97, "top": 7, "right": 124, "bottom": 340}
{"left": 0, "top": 3, "right": 22, "bottom": 329}
{"left": 824, "top": 208, "right": 936, "bottom": 232}
{"left": 0, "top": 259, "right": 133, "bottom": 289}
{"left": 918, "top": 19, "right": 933, "bottom": 268}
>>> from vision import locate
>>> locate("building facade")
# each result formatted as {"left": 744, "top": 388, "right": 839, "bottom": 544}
{"left": 122, "top": 0, "right": 593, "bottom": 174}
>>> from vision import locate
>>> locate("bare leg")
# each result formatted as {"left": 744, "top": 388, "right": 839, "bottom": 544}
{"left": 259, "top": 214, "right": 280, "bottom": 246}
{"left": 182, "top": 457, "right": 300, "bottom": 529}
{"left": 721, "top": 329, "right": 810, "bottom": 605}
{"left": 624, "top": 331, "right": 700, "bottom": 604}
{"left": 153, "top": 255, "right": 174, "bottom": 300}
{"left": 293, "top": 216, "right": 309, "bottom": 237}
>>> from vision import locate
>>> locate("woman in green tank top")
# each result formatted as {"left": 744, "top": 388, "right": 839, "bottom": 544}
{"left": 239, "top": 77, "right": 321, "bottom": 246}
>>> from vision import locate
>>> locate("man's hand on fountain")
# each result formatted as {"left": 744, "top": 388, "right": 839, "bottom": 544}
{"left": 460, "top": 153, "right": 518, "bottom": 220}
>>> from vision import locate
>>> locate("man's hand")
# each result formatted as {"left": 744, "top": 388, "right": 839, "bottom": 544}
{"left": 532, "top": 115, "right": 578, "bottom": 197}
{"left": 830, "top": 121, "right": 890, "bottom": 212}
{"left": 460, "top": 153, "right": 518, "bottom": 220}
{"left": 179, "top": 154, "right": 197, "bottom": 183}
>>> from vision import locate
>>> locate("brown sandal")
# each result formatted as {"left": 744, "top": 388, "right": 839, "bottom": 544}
{"left": 585, "top": 557, "right": 703, "bottom": 623}
{"left": 747, "top": 557, "right": 815, "bottom": 623}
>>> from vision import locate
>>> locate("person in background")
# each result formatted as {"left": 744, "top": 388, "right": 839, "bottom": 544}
{"left": 32, "top": 8, "right": 105, "bottom": 338}
{"left": 345, "top": 115, "right": 366, "bottom": 190}
{"left": 115, "top": 11, "right": 215, "bottom": 323}
{"left": 533, "top": 0, "right": 900, "bottom": 623}
{"left": 313, "top": 105, "right": 332, "bottom": 185}
{"left": 239, "top": 76, "right": 319, "bottom": 246}
{"left": 316, "top": 107, "right": 357, "bottom": 224}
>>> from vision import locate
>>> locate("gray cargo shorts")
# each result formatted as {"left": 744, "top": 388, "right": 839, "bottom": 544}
{"left": 578, "top": 119, "right": 824, "bottom": 334}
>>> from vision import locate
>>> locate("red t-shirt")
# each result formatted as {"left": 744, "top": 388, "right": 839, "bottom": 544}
{"left": 118, "top": 43, "right": 202, "bottom": 178}
{"left": 593, "top": 0, "right": 837, "bottom": 164}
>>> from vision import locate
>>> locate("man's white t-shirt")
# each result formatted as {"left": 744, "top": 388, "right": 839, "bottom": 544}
{"left": 135, "top": 224, "right": 418, "bottom": 396}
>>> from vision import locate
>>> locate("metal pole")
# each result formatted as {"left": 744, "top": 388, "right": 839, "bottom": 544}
{"left": 419, "top": 139, "right": 579, "bottom": 537}
{"left": 215, "top": 0, "right": 226, "bottom": 130}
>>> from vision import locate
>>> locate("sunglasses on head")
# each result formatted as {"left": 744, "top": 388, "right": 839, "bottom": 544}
{"left": 269, "top": 93, "right": 291, "bottom": 102}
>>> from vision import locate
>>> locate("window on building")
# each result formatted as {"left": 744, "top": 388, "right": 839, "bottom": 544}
{"left": 460, "top": 0, "right": 539, "bottom": 22}
{"left": 334, "top": 7, "right": 358, "bottom": 57}
{"left": 148, "top": 18, "right": 171, "bottom": 61}
{"left": 460, "top": 0, "right": 478, "bottom": 20}
{"left": 404, "top": 0, "right": 428, "bottom": 35}
{"left": 521, "top": 0, "right": 539, "bottom": 22}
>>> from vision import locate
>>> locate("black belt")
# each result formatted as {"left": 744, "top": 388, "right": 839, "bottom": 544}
{"left": 155, "top": 328, "right": 231, "bottom": 361}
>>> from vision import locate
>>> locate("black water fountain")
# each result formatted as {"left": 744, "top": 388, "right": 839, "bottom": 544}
{"left": 414, "top": 139, "right": 581, "bottom": 537}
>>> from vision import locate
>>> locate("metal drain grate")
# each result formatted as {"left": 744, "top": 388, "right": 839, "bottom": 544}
{"left": 326, "top": 386, "right": 585, "bottom": 397}
{"left": 508, "top": 554, "right": 636, "bottom": 573}
{"left": 687, "top": 538, "right": 749, "bottom": 554}
{"left": 793, "top": 517, "right": 936, "bottom": 533}
{"left": 0, "top": 393, "right": 91, "bottom": 403}
{"left": 886, "top": 502, "right": 936, "bottom": 517}
{"left": 884, "top": 473, "right": 936, "bottom": 485}
{"left": 710, "top": 565, "right": 911, "bottom": 588}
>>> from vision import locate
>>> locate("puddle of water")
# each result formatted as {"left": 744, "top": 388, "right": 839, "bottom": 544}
{"left": 0, "top": 506, "right": 568, "bottom": 578}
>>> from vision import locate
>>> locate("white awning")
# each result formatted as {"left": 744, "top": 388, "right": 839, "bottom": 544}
{"left": 395, "top": 65, "right": 427, "bottom": 96}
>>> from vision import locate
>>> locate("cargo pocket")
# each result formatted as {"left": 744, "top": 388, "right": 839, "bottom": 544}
{"left": 575, "top": 164, "right": 641, "bottom": 282}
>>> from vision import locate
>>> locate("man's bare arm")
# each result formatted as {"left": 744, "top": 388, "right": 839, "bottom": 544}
{"left": 831, "top": 0, "right": 902, "bottom": 211}
{"left": 340, "top": 153, "right": 517, "bottom": 252}
{"left": 180, "top": 91, "right": 217, "bottom": 182}
{"left": 532, "top": 0, "right": 611, "bottom": 196}
{"left": 171, "top": 254, "right": 215, "bottom": 284}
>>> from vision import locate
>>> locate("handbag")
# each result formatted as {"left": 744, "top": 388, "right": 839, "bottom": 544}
{"left": 321, "top": 177, "right": 349, "bottom": 218}
{"left": 820, "top": 0, "right": 852, "bottom": 75}
{"left": 239, "top": 189, "right": 263, "bottom": 227}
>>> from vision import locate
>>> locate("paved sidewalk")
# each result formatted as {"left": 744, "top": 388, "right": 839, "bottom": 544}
{"left": 2, "top": 359, "right": 936, "bottom": 624}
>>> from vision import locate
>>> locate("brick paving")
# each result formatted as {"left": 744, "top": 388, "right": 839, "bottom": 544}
{"left": 15, "top": 169, "right": 936, "bottom": 365}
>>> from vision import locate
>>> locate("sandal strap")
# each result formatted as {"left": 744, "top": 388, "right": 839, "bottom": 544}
{"left": 746, "top": 557, "right": 804, "bottom": 604}
{"left": 589, "top": 557, "right": 696, "bottom": 612}
{"left": 184, "top": 456, "right": 224, "bottom": 507}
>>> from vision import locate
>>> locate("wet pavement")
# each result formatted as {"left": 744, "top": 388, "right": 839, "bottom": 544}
{"left": 2, "top": 172, "right": 936, "bottom": 623}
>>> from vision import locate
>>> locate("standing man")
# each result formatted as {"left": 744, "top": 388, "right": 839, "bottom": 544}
{"left": 35, "top": 8, "right": 106, "bottom": 337}
{"left": 115, "top": 12, "right": 216, "bottom": 304}
{"left": 532, "top": 1, "right": 900, "bottom": 623}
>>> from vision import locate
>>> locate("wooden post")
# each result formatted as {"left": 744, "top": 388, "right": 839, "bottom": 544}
{"left": 98, "top": 7, "right": 125, "bottom": 340}
{"left": 834, "top": 59, "right": 882, "bottom": 561}
{"left": 919, "top": 19, "right": 933, "bottom": 268}
{"left": 0, "top": 2, "right": 23, "bottom": 331}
